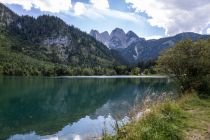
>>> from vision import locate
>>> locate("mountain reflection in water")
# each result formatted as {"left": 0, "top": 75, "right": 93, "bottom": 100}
{"left": 0, "top": 77, "right": 175, "bottom": 140}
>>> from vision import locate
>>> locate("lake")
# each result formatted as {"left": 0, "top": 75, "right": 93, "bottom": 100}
{"left": 0, "top": 76, "right": 176, "bottom": 140}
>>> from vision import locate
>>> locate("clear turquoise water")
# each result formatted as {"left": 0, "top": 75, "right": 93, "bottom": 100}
{"left": 0, "top": 77, "right": 175, "bottom": 140}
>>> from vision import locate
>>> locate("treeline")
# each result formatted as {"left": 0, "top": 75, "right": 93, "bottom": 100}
{"left": 7, "top": 15, "right": 116, "bottom": 67}
{"left": 1, "top": 62, "right": 156, "bottom": 76}
{"left": 103, "top": 39, "right": 210, "bottom": 140}
{"left": 157, "top": 39, "right": 210, "bottom": 94}
{"left": 0, "top": 47, "right": 157, "bottom": 76}
{"left": 1, "top": 64, "right": 156, "bottom": 76}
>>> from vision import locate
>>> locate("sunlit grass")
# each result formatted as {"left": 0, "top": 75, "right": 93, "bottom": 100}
{"left": 103, "top": 92, "right": 210, "bottom": 140}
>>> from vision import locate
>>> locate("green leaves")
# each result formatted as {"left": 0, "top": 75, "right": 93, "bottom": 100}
{"left": 156, "top": 39, "right": 210, "bottom": 93}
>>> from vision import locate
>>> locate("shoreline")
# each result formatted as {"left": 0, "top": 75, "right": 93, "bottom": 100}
{"left": 56, "top": 75, "right": 168, "bottom": 79}
{"left": 103, "top": 93, "right": 210, "bottom": 140}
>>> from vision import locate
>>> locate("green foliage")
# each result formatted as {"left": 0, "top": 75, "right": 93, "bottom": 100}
{"left": 0, "top": 3, "right": 18, "bottom": 27}
{"left": 7, "top": 15, "right": 116, "bottom": 67}
{"left": 0, "top": 46, "right": 140, "bottom": 76}
{"left": 104, "top": 93, "right": 210, "bottom": 140}
{"left": 0, "top": 6, "right": 157, "bottom": 76}
{"left": 138, "top": 59, "right": 156, "bottom": 70}
{"left": 0, "top": 48, "right": 54, "bottom": 76}
{"left": 0, "top": 4, "right": 160, "bottom": 75}
{"left": 114, "top": 66, "right": 129, "bottom": 75}
{"left": 103, "top": 101, "right": 185, "bottom": 140}
{"left": 81, "top": 68, "right": 94, "bottom": 76}
{"left": 156, "top": 39, "right": 210, "bottom": 93}
{"left": 130, "top": 67, "right": 141, "bottom": 75}
{"left": 177, "top": 93, "right": 210, "bottom": 139}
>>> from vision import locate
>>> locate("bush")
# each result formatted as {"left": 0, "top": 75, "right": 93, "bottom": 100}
{"left": 82, "top": 68, "right": 94, "bottom": 75}
{"left": 156, "top": 39, "right": 210, "bottom": 93}
{"left": 130, "top": 68, "right": 140, "bottom": 75}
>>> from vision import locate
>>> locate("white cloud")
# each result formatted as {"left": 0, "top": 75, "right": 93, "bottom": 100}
{"left": 1, "top": 0, "right": 33, "bottom": 10}
{"left": 145, "top": 35, "right": 163, "bottom": 40}
{"left": 90, "top": 0, "right": 109, "bottom": 10}
{"left": 72, "top": 2, "right": 144, "bottom": 23}
{"left": 0, "top": 0, "right": 72, "bottom": 13}
{"left": 72, "top": 2, "right": 104, "bottom": 20}
{"left": 100, "top": 9, "right": 141, "bottom": 23}
{"left": 207, "top": 28, "right": 210, "bottom": 34}
{"left": 74, "top": 2, "right": 86, "bottom": 16}
{"left": 126, "top": 0, "right": 210, "bottom": 35}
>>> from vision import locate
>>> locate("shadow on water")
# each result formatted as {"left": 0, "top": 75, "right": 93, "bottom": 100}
{"left": 0, "top": 77, "right": 176, "bottom": 139}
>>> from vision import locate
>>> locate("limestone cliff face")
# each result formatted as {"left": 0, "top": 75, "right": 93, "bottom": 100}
{"left": 0, "top": 3, "right": 18, "bottom": 27}
{"left": 90, "top": 28, "right": 145, "bottom": 49}
{"left": 109, "top": 28, "right": 127, "bottom": 49}
{"left": 100, "top": 31, "right": 110, "bottom": 47}
{"left": 90, "top": 30, "right": 111, "bottom": 48}
{"left": 90, "top": 28, "right": 210, "bottom": 65}
{"left": 0, "top": 3, "right": 116, "bottom": 67}
{"left": 42, "top": 36, "right": 71, "bottom": 61}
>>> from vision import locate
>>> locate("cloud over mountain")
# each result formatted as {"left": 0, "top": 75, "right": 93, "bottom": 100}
{"left": 207, "top": 28, "right": 210, "bottom": 34}
{"left": 0, "top": 0, "right": 72, "bottom": 13}
{"left": 126, "top": 0, "right": 210, "bottom": 35}
{"left": 74, "top": 2, "right": 86, "bottom": 16}
{"left": 1, "top": 0, "right": 209, "bottom": 38}
{"left": 90, "top": 0, "right": 109, "bottom": 10}
{"left": 71, "top": 1, "right": 144, "bottom": 24}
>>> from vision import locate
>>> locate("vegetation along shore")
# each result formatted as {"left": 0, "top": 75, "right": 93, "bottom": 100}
{"left": 103, "top": 39, "right": 210, "bottom": 140}
{"left": 0, "top": 3, "right": 210, "bottom": 140}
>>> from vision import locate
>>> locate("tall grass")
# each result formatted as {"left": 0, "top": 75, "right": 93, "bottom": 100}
{"left": 103, "top": 92, "right": 210, "bottom": 140}
{"left": 103, "top": 100, "right": 186, "bottom": 140}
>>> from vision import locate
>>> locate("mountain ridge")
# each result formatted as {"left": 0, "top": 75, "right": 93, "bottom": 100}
{"left": 90, "top": 28, "right": 210, "bottom": 64}
{"left": 0, "top": 3, "right": 117, "bottom": 68}
{"left": 1, "top": 2, "right": 209, "bottom": 69}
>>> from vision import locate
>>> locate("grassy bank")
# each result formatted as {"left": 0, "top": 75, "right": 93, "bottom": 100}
{"left": 103, "top": 93, "right": 210, "bottom": 140}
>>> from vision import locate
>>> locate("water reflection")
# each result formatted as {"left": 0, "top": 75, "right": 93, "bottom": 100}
{"left": 0, "top": 77, "right": 175, "bottom": 140}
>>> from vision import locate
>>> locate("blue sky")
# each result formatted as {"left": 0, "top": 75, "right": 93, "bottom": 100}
{"left": 1, "top": 0, "right": 210, "bottom": 39}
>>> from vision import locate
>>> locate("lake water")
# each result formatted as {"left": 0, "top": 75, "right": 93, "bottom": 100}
{"left": 0, "top": 77, "right": 176, "bottom": 140}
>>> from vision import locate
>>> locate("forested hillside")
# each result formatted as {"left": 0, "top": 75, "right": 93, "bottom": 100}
{"left": 0, "top": 3, "right": 117, "bottom": 76}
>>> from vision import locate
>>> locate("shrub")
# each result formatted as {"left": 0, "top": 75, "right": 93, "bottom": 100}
{"left": 156, "top": 39, "right": 210, "bottom": 94}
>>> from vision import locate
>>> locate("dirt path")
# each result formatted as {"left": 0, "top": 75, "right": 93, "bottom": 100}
{"left": 181, "top": 96, "right": 210, "bottom": 140}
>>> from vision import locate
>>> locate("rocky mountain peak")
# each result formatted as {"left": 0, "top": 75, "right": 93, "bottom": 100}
{"left": 0, "top": 3, "right": 18, "bottom": 27}
{"left": 101, "top": 31, "right": 109, "bottom": 36}
{"left": 0, "top": 3, "right": 116, "bottom": 67}
{"left": 126, "top": 31, "right": 138, "bottom": 38}
{"left": 110, "top": 28, "right": 125, "bottom": 37}
{"left": 90, "top": 28, "right": 146, "bottom": 49}
{"left": 90, "top": 30, "right": 110, "bottom": 47}
{"left": 109, "top": 28, "right": 127, "bottom": 48}
{"left": 90, "top": 29, "right": 101, "bottom": 41}
{"left": 126, "top": 31, "right": 145, "bottom": 46}
{"left": 90, "top": 29, "right": 100, "bottom": 36}
{"left": 100, "top": 31, "right": 110, "bottom": 47}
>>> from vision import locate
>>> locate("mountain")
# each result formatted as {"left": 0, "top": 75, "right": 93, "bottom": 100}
{"left": 90, "top": 30, "right": 110, "bottom": 47}
{"left": 90, "top": 28, "right": 210, "bottom": 65}
{"left": 109, "top": 28, "right": 127, "bottom": 49}
{"left": 0, "top": 3, "right": 117, "bottom": 69}
{"left": 90, "top": 28, "right": 144, "bottom": 49}
{"left": 126, "top": 31, "right": 145, "bottom": 47}
{"left": 100, "top": 31, "right": 111, "bottom": 47}
{"left": 1, "top": 2, "right": 209, "bottom": 73}
{"left": 0, "top": 3, "right": 18, "bottom": 27}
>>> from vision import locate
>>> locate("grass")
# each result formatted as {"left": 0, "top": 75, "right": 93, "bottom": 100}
{"left": 179, "top": 94, "right": 210, "bottom": 140}
{"left": 103, "top": 93, "right": 210, "bottom": 140}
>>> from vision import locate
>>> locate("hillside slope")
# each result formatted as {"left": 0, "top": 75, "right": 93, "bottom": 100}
{"left": 0, "top": 3, "right": 117, "bottom": 68}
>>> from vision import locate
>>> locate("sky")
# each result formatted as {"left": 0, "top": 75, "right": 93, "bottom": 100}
{"left": 1, "top": 0, "right": 210, "bottom": 39}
